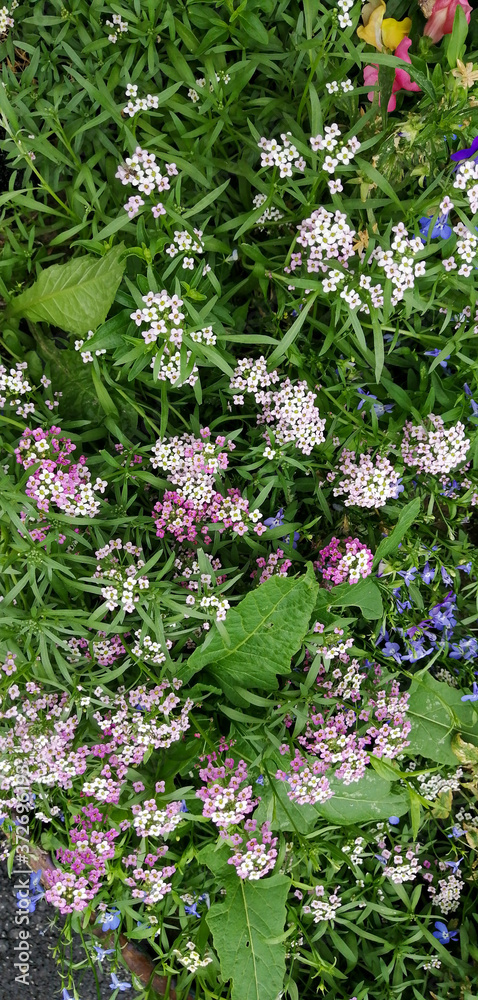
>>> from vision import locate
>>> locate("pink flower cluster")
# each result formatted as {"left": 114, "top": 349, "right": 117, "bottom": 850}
{"left": 332, "top": 450, "right": 403, "bottom": 508}
{"left": 131, "top": 799, "right": 184, "bottom": 838}
{"left": 314, "top": 536, "right": 373, "bottom": 585}
{"left": 15, "top": 426, "right": 107, "bottom": 519}
{"left": 124, "top": 863, "right": 176, "bottom": 905}
{"left": 302, "top": 884, "right": 342, "bottom": 923}
{"left": 196, "top": 757, "right": 257, "bottom": 833}
{"left": 153, "top": 488, "right": 265, "bottom": 545}
{"left": 67, "top": 632, "right": 125, "bottom": 667}
{"left": 286, "top": 206, "right": 356, "bottom": 277}
{"left": 251, "top": 549, "right": 292, "bottom": 585}
{"left": 227, "top": 821, "right": 278, "bottom": 880}
{"left": 401, "top": 414, "right": 469, "bottom": 477}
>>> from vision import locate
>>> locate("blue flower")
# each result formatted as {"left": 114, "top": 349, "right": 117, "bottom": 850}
{"left": 457, "top": 562, "right": 472, "bottom": 574}
{"left": 450, "top": 638, "right": 478, "bottom": 661}
{"left": 432, "top": 921, "right": 459, "bottom": 944}
{"left": 109, "top": 973, "right": 131, "bottom": 992}
{"left": 398, "top": 567, "right": 418, "bottom": 586}
{"left": 403, "top": 639, "right": 433, "bottom": 662}
{"left": 445, "top": 858, "right": 463, "bottom": 874}
{"left": 256, "top": 775, "right": 264, "bottom": 785}
{"left": 264, "top": 508, "right": 300, "bottom": 548}
{"left": 16, "top": 889, "right": 44, "bottom": 913}
{"left": 389, "top": 480, "right": 404, "bottom": 498}
{"left": 94, "top": 945, "right": 115, "bottom": 960}
{"left": 419, "top": 213, "right": 452, "bottom": 241}
{"left": 357, "top": 389, "right": 393, "bottom": 416}
{"left": 441, "top": 567, "right": 453, "bottom": 586}
{"left": 464, "top": 383, "right": 472, "bottom": 396}
{"left": 461, "top": 682, "right": 478, "bottom": 702}
{"left": 447, "top": 825, "right": 464, "bottom": 839}
{"left": 198, "top": 892, "right": 210, "bottom": 909}
{"left": 421, "top": 562, "right": 435, "bottom": 584}
{"left": 424, "top": 349, "right": 450, "bottom": 368}
{"left": 180, "top": 799, "right": 188, "bottom": 812}
{"left": 184, "top": 902, "right": 200, "bottom": 918}
{"left": 382, "top": 641, "right": 402, "bottom": 662}
{"left": 62, "top": 991, "right": 76, "bottom": 1000}
{"left": 99, "top": 908, "right": 121, "bottom": 932}
{"left": 450, "top": 136, "right": 478, "bottom": 165}
{"left": 30, "top": 870, "right": 43, "bottom": 892}
{"left": 388, "top": 816, "right": 400, "bottom": 825}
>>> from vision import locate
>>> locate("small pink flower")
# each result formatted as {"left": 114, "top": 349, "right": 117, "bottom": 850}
{"left": 364, "top": 38, "right": 421, "bottom": 112}
{"left": 424, "top": 0, "right": 471, "bottom": 44}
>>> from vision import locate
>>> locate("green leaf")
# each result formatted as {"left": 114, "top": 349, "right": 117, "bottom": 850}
{"left": 207, "top": 873, "right": 289, "bottom": 1000}
{"left": 315, "top": 771, "right": 408, "bottom": 824}
{"left": 373, "top": 498, "right": 421, "bottom": 568}
{"left": 6, "top": 245, "right": 125, "bottom": 336}
{"left": 445, "top": 3, "right": 469, "bottom": 68}
{"left": 407, "top": 671, "right": 478, "bottom": 765}
{"left": 327, "top": 577, "right": 383, "bottom": 620}
{"left": 186, "top": 565, "right": 319, "bottom": 692}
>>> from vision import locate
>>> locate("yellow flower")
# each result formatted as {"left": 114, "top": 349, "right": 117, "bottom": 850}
{"left": 357, "top": 0, "right": 412, "bottom": 52}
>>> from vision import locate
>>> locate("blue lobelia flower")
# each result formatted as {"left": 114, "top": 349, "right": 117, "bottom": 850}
{"left": 398, "top": 566, "right": 418, "bottom": 586}
{"left": 432, "top": 921, "right": 459, "bottom": 944}
{"left": 457, "top": 562, "right": 472, "bottom": 574}
{"left": 450, "top": 638, "right": 478, "bottom": 661}
{"left": 93, "top": 945, "right": 115, "bottom": 960}
{"left": 109, "top": 973, "right": 131, "bottom": 992}
{"left": 441, "top": 567, "right": 453, "bottom": 586}
{"left": 419, "top": 213, "right": 452, "bottom": 241}
{"left": 424, "top": 348, "right": 450, "bottom": 368}
{"left": 382, "top": 642, "right": 402, "bottom": 662}
{"left": 99, "top": 908, "right": 121, "bottom": 932}
{"left": 461, "top": 682, "right": 478, "bottom": 702}
{"left": 421, "top": 562, "right": 435, "bottom": 584}
{"left": 264, "top": 508, "right": 300, "bottom": 548}
{"left": 445, "top": 858, "right": 463, "bottom": 874}
{"left": 62, "top": 991, "right": 76, "bottom": 1000}
{"left": 450, "top": 136, "right": 478, "bottom": 165}
{"left": 388, "top": 816, "right": 400, "bottom": 825}
{"left": 30, "top": 869, "right": 43, "bottom": 892}
{"left": 184, "top": 902, "right": 200, "bottom": 918}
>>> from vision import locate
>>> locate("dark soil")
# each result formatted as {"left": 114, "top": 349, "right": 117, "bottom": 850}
{"left": 0, "top": 858, "right": 110, "bottom": 1000}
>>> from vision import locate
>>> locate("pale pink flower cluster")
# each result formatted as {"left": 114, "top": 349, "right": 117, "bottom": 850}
{"left": 124, "top": 864, "right": 176, "bottom": 905}
{"left": 401, "top": 414, "right": 469, "bottom": 477}
{"left": 94, "top": 539, "right": 150, "bottom": 613}
{"left": 196, "top": 757, "right": 257, "bottom": 833}
{"left": 381, "top": 845, "right": 421, "bottom": 884}
{"left": 230, "top": 356, "right": 280, "bottom": 403}
{"left": 130, "top": 288, "right": 215, "bottom": 387}
{"left": 43, "top": 870, "right": 97, "bottom": 914}
{"left": 151, "top": 428, "right": 234, "bottom": 503}
{"left": 287, "top": 206, "right": 356, "bottom": 279}
{"left": 275, "top": 761, "right": 333, "bottom": 805}
{"left": 227, "top": 821, "right": 278, "bottom": 880}
{"left": 314, "top": 536, "right": 373, "bottom": 585}
{"left": 115, "top": 146, "right": 178, "bottom": 218}
{"left": 251, "top": 549, "right": 292, "bottom": 585}
{"left": 302, "top": 884, "right": 342, "bottom": 923}
{"left": 74, "top": 329, "right": 106, "bottom": 364}
{"left": 165, "top": 227, "right": 204, "bottom": 270}
{"left": 131, "top": 799, "right": 184, "bottom": 838}
{"left": 153, "top": 487, "right": 265, "bottom": 545}
{"left": 258, "top": 133, "right": 306, "bottom": 177}
{"left": 428, "top": 869, "right": 464, "bottom": 915}
{"left": 67, "top": 633, "right": 124, "bottom": 667}
{"left": 230, "top": 359, "right": 325, "bottom": 454}
{"left": 453, "top": 160, "right": 478, "bottom": 218}
{"left": 15, "top": 426, "right": 107, "bottom": 518}
{"left": 332, "top": 450, "right": 403, "bottom": 508}
{"left": 131, "top": 631, "right": 173, "bottom": 665}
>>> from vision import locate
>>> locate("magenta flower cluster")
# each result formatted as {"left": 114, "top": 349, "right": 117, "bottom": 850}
{"left": 314, "top": 536, "right": 374, "bottom": 585}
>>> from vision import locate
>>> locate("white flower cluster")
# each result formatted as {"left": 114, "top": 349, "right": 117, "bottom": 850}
{"left": 94, "top": 539, "right": 150, "bottom": 614}
{"left": 258, "top": 133, "right": 306, "bottom": 177}
{"left": 74, "top": 329, "right": 106, "bottom": 364}
{"left": 414, "top": 769, "right": 463, "bottom": 802}
{"left": 132, "top": 799, "right": 184, "bottom": 838}
{"left": 165, "top": 227, "right": 205, "bottom": 271}
{"left": 332, "top": 450, "right": 403, "bottom": 508}
{"left": 105, "top": 12, "right": 128, "bottom": 42}
{"left": 337, "top": 0, "right": 354, "bottom": 29}
{"left": 115, "top": 146, "right": 178, "bottom": 219}
{"left": 129, "top": 289, "right": 214, "bottom": 387}
{"left": 429, "top": 872, "right": 464, "bottom": 915}
{"left": 310, "top": 124, "right": 360, "bottom": 174}
{"left": 342, "top": 836, "right": 366, "bottom": 865}
{"left": 453, "top": 159, "right": 478, "bottom": 215}
{"left": 230, "top": 360, "right": 325, "bottom": 456}
{"left": 230, "top": 356, "right": 280, "bottom": 404}
{"left": 188, "top": 593, "right": 230, "bottom": 622}
{"left": 401, "top": 415, "right": 470, "bottom": 477}
{"left": 131, "top": 631, "right": 173, "bottom": 665}
{"left": 382, "top": 846, "right": 421, "bottom": 884}
{"left": 151, "top": 431, "right": 232, "bottom": 503}
{"left": 173, "top": 942, "right": 213, "bottom": 973}
{"left": 188, "top": 70, "right": 230, "bottom": 102}
{"left": 122, "top": 83, "right": 159, "bottom": 116}
{"left": 252, "top": 193, "right": 284, "bottom": 228}
{"left": 326, "top": 78, "right": 354, "bottom": 94}
{"left": 0, "top": 361, "right": 32, "bottom": 417}
{"left": 0, "top": 0, "right": 16, "bottom": 33}
{"left": 302, "top": 885, "right": 342, "bottom": 923}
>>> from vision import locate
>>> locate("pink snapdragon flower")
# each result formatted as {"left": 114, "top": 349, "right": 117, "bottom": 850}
{"left": 424, "top": 0, "right": 471, "bottom": 45}
{"left": 364, "top": 38, "right": 421, "bottom": 112}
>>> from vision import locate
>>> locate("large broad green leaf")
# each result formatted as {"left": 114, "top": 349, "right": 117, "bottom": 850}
{"left": 207, "top": 873, "right": 289, "bottom": 1000}
{"left": 326, "top": 576, "right": 383, "bottom": 621}
{"left": 407, "top": 670, "right": 477, "bottom": 765}
{"left": 315, "top": 771, "right": 409, "bottom": 824}
{"left": 186, "top": 565, "right": 319, "bottom": 692}
{"left": 373, "top": 498, "right": 421, "bottom": 569}
{"left": 7, "top": 244, "right": 125, "bottom": 336}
